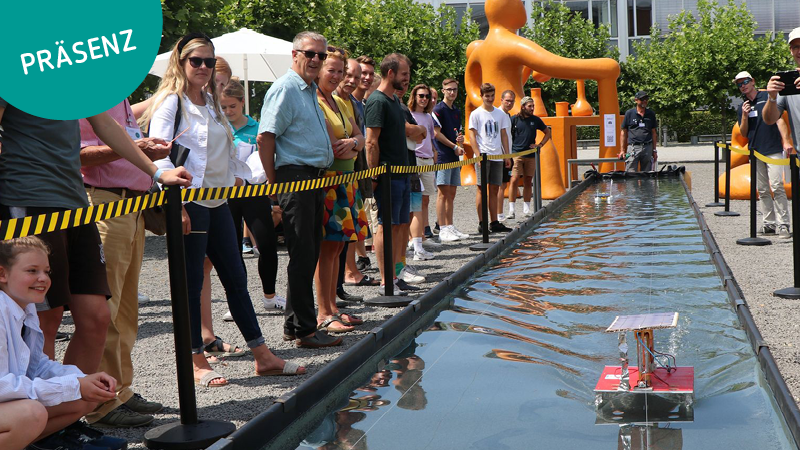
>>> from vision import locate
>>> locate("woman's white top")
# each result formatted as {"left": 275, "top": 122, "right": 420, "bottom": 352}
{"left": 150, "top": 93, "right": 251, "bottom": 207}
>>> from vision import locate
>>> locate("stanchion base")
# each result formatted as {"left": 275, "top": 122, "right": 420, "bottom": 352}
{"left": 773, "top": 287, "right": 800, "bottom": 299}
{"left": 736, "top": 237, "right": 771, "bottom": 246}
{"left": 469, "top": 242, "right": 493, "bottom": 251}
{"left": 144, "top": 420, "right": 236, "bottom": 450}
{"left": 705, "top": 202, "right": 725, "bottom": 207}
{"left": 364, "top": 296, "right": 412, "bottom": 307}
{"left": 714, "top": 211, "right": 741, "bottom": 217}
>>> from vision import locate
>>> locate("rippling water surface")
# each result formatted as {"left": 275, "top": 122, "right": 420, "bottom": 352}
{"left": 297, "top": 179, "right": 796, "bottom": 450}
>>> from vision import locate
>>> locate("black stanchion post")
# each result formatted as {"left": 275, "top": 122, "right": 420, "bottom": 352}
{"left": 471, "top": 153, "right": 493, "bottom": 251}
{"left": 774, "top": 153, "right": 800, "bottom": 298}
{"left": 715, "top": 143, "right": 740, "bottom": 217}
{"left": 737, "top": 149, "right": 770, "bottom": 246}
{"left": 534, "top": 148, "right": 542, "bottom": 212}
{"left": 364, "top": 164, "right": 410, "bottom": 307}
{"left": 144, "top": 187, "right": 235, "bottom": 449}
{"left": 706, "top": 141, "right": 724, "bottom": 207}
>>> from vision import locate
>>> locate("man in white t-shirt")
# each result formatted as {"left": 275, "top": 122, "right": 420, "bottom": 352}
{"left": 469, "top": 83, "right": 512, "bottom": 234}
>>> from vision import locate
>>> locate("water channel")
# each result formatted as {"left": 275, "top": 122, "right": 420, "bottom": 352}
{"left": 296, "top": 178, "right": 796, "bottom": 449}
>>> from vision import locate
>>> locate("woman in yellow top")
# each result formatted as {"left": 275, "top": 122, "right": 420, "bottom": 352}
{"left": 315, "top": 47, "right": 368, "bottom": 333}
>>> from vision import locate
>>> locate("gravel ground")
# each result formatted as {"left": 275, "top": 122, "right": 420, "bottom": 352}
{"left": 56, "top": 160, "right": 800, "bottom": 448}
{"left": 56, "top": 185, "right": 521, "bottom": 449}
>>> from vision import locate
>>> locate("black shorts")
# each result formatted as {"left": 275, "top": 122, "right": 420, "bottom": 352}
{"left": 0, "top": 205, "right": 111, "bottom": 309}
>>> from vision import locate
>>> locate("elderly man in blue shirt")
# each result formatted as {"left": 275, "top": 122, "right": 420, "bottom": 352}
{"left": 257, "top": 31, "right": 340, "bottom": 349}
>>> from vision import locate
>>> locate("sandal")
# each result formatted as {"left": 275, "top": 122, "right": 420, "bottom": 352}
{"left": 255, "top": 361, "right": 306, "bottom": 377}
{"left": 203, "top": 336, "right": 246, "bottom": 357}
{"left": 337, "top": 312, "right": 363, "bottom": 326}
{"left": 344, "top": 274, "right": 380, "bottom": 287}
{"left": 195, "top": 370, "right": 228, "bottom": 387}
{"left": 317, "top": 317, "right": 355, "bottom": 334}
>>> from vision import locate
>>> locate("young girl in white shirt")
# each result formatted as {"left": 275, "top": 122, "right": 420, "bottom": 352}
{"left": 0, "top": 236, "right": 120, "bottom": 450}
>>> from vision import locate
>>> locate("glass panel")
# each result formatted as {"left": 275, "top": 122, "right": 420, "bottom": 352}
{"left": 610, "top": 0, "right": 618, "bottom": 37}
{"left": 775, "top": 0, "right": 800, "bottom": 32}
{"left": 446, "top": 3, "right": 468, "bottom": 33}
{"left": 635, "top": 0, "right": 652, "bottom": 36}
{"left": 566, "top": 1, "right": 590, "bottom": 21}
{"left": 628, "top": 0, "right": 635, "bottom": 37}
{"left": 470, "top": 4, "right": 490, "bottom": 39}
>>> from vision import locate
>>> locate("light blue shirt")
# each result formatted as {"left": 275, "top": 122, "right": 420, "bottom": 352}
{"left": 0, "top": 292, "right": 84, "bottom": 407}
{"left": 258, "top": 69, "right": 333, "bottom": 169}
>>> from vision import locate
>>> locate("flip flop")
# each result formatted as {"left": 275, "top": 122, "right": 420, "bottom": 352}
{"left": 195, "top": 370, "right": 228, "bottom": 387}
{"left": 344, "top": 274, "right": 380, "bottom": 287}
{"left": 255, "top": 361, "right": 306, "bottom": 376}
{"left": 203, "top": 336, "right": 247, "bottom": 357}
{"left": 318, "top": 317, "right": 355, "bottom": 334}
{"left": 337, "top": 312, "right": 364, "bottom": 326}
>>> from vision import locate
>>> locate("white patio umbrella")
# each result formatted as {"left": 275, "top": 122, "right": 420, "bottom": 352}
{"left": 149, "top": 28, "right": 294, "bottom": 114}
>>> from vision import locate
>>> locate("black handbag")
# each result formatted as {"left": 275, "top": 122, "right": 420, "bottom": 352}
{"left": 143, "top": 97, "right": 191, "bottom": 235}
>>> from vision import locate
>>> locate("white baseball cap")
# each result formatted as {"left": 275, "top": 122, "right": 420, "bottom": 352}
{"left": 789, "top": 27, "right": 800, "bottom": 45}
{"left": 733, "top": 71, "right": 752, "bottom": 82}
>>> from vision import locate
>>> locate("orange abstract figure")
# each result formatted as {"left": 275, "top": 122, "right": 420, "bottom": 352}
{"left": 461, "top": 0, "right": 621, "bottom": 198}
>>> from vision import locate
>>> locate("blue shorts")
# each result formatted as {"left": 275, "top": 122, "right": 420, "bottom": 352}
{"left": 375, "top": 177, "right": 411, "bottom": 225}
{"left": 410, "top": 191, "right": 422, "bottom": 213}
{"left": 436, "top": 166, "right": 461, "bottom": 186}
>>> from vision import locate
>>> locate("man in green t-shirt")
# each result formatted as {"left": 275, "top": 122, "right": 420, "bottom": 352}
{"left": 365, "top": 53, "right": 411, "bottom": 295}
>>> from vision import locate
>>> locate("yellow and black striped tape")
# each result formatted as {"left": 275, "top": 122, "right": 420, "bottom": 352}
{"left": 0, "top": 147, "right": 545, "bottom": 240}
{"left": 486, "top": 147, "right": 538, "bottom": 161}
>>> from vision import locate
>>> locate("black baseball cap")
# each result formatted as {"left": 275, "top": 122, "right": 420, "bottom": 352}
{"left": 634, "top": 91, "right": 649, "bottom": 100}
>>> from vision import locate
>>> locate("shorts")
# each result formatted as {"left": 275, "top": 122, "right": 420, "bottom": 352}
{"left": 475, "top": 160, "right": 504, "bottom": 186}
{"left": 416, "top": 157, "right": 436, "bottom": 195}
{"left": 410, "top": 192, "right": 422, "bottom": 213}
{"left": 321, "top": 171, "right": 369, "bottom": 242}
{"left": 436, "top": 166, "right": 461, "bottom": 186}
{"left": 0, "top": 205, "right": 111, "bottom": 309}
{"left": 374, "top": 177, "right": 411, "bottom": 225}
{"left": 502, "top": 158, "right": 513, "bottom": 183}
{"left": 512, "top": 156, "right": 536, "bottom": 178}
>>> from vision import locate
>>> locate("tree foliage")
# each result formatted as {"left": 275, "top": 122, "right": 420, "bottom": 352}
{"left": 620, "top": 0, "right": 790, "bottom": 135}
{"left": 520, "top": 0, "right": 619, "bottom": 115}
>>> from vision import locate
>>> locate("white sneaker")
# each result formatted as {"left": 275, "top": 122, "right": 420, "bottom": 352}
{"left": 399, "top": 266, "right": 426, "bottom": 284}
{"left": 223, "top": 310, "right": 233, "bottom": 322}
{"left": 262, "top": 295, "right": 287, "bottom": 311}
{"left": 523, "top": 203, "right": 531, "bottom": 216}
{"left": 137, "top": 292, "right": 150, "bottom": 303}
{"left": 507, "top": 210, "right": 515, "bottom": 220}
{"left": 413, "top": 249, "right": 435, "bottom": 261}
{"left": 498, "top": 213, "right": 506, "bottom": 222}
{"left": 450, "top": 226, "right": 470, "bottom": 239}
{"left": 439, "top": 227, "right": 460, "bottom": 242}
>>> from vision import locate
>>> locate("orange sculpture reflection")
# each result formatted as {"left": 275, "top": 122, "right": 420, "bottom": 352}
{"left": 461, "top": 0, "right": 621, "bottom": 198}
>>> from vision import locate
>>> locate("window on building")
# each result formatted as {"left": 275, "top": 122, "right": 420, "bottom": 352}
{"left": 593, "top": 0, "right": 617, "bottom": 37}
{"left": 566, "top": 1, "right": 589, "bottom": 20}
{"left": 775, "top": 0, "right": 800, "bottom": 33}
{"left": 470, "top": 3, "right": 490, "bottom": 38}
{"left": 627, "top": 0, "right": 652, "bottom": 37}
{"left": 446, "top": 3, "right": 468, "bottom": 33}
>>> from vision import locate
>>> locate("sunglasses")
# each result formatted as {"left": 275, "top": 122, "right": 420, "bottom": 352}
{"left": 187, "top": 57, "right": 217, "bottom": 69}
{"left": 736, "top": 78, "right": 752, "bottom": 88}
{"left": 416, "top": 93, "right": 431, "bottom": 99}
{"left": 327, "top": 46, "right": 347, "bottom": 55}
{"left": 296, "top": 49, "right": 328, "bottom": 61}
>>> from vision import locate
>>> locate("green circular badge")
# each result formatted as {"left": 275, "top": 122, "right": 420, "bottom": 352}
{"left": 0, "top": 0, "right": 162, "bottom": 120}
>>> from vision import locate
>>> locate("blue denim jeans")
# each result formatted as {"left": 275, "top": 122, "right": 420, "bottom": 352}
{"left": 184, "top": 202, "right": 265, "bottom": 353}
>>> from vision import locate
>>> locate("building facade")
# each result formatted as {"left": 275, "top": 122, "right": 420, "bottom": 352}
{"left": 417, "top": 0, "right": 800, "bottom": 60}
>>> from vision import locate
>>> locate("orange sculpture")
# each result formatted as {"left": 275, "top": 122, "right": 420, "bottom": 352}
{"left": 719, "top": 111, "right": 794, "bottom": 199}
{"left": 460, "top": 0, "right": 621, "bottom": 199}
{"left": 571, "top": 80, "right": 593, "bottom": 116}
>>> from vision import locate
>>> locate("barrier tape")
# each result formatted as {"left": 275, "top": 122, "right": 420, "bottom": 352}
{"left": 715, "top": 141, "right": 797, "bottom": 167}
{"left": 486, "top": 147, "right": 539, "bottom": 161}
{"left": 0, "top": 147, "right": 539, "bottom": 240}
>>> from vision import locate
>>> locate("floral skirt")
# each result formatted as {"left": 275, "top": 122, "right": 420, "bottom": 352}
{"left": 322, "top": 170, "right": 369, "bottom": 242}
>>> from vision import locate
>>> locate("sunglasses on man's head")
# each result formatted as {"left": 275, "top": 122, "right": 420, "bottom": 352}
{"left": 296, "top": 49, "right": 328, "bottom": 61}
{"left": 187, "top": 57, "right": 217, "bottom": 69}
{"left": 327, "top": 46, "right": 346, "bottom": 55}
{"left": 736, "top": 78, "right": 752, "bottom": 88}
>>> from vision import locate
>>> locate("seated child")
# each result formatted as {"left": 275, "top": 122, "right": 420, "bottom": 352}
{"left": 0, "top": 236, "right": 124, "bottom": 450}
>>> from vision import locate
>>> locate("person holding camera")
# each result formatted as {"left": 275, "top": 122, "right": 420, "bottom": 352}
{"left": 618, "top": 91, "right": 657, "bottom": 172}
{"left": 764, "top": 27, "right": 800, "bottom": 155}
{"left": 735, "top": 71, "right": 794, "bottom": 238}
